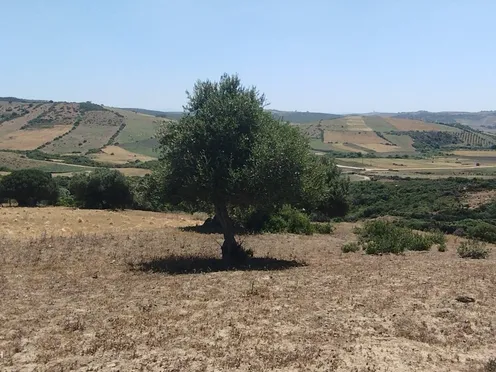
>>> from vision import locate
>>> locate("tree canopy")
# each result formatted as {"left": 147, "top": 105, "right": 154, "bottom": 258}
{"left": 158, "top": 73, "right": 347, "bottom": 264}
{"left": 0, "top": 169, "right": 58, "bottom": 207}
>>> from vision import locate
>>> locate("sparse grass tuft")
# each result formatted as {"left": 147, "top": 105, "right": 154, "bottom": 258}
{"left": 457, "top": 240, "right": 490, "bottom": 259}
{"left": 341, "top": 241, "right": 361, "bottom": 253}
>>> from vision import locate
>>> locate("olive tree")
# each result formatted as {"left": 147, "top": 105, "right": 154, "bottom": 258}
{"left": 158, "top": 74, "right": 346, "bottom": 264}
{"left": 0, "top": 169, "right": 58, "bottom": 207}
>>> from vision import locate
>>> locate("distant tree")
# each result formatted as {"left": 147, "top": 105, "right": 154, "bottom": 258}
{"left": 69, "top": 169, "right": 132, "bottom": 209}
{"left": 0, "top": 169, "right": 58, "bottom": 207}
{"left": 157, "top": 73, "right": 347, "bottom": 264}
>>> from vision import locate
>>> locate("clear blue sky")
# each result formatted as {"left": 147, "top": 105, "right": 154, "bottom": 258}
{"left": 2, "top": 1, "right": 495, "bottom": 113}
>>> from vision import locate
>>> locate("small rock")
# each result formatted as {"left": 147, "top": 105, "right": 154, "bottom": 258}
{"left": 456, "top": 296, "right": 475, "bottom": 303}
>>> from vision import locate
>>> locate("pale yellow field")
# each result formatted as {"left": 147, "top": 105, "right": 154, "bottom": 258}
{"left": 0, "top": 104, "right": 52, "bottom": 138}
{"left": 324, "top": 130, "right": 387, "bottom": 144}
{"left": 0, "top": 125, "right": 72, "bottom": 150}
{"left": 345, "top": 116, "right": 372, "bottom": 132}
{"left": 90, "top": 145, "right": 156, "bottom": 165}
{"left": 356, "top": 157, "right": 487, "bottom": 169}
{"left": 385, "top": 118, "right": 450, "bottom": 131}
{"left": 359, "top": 143, "right": 400, "bottom": 152}
{"left": 452, "top": 150, "right": 496, "bottom": 157}
{"left": 331, "top": 143, "right": 367, "bottom": 153}
{"left": 117, "top": 167, "right": 152, "bottom": 176}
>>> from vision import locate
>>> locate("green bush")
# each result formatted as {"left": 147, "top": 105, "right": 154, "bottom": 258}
{"left": 466, "top": 222, "right": 496, "bottom": 243}
{"left": 354, "top": 220, "right": 441, "bottom": 255}
{"left": 69, "top": 169, "right": 132, "bottom": 209}
{"left": 457, "top": 240, "right": 490, "bottom": 259}
{"left": 0, "top": 169, "right": 58, "bottom": 206}
{"left": 263, "top": 205, "right": 314, "bottom": 235}
{"left": 312, "top": 222, "right": 333, "bottom": 234}
{"left": 342, "top": 242, "right": 361, "bottom": 253}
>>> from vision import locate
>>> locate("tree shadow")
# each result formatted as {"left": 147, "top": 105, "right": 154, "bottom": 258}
{"left": 129, "top": 255, "right": 306, "bottom": 275}
{"left": 180, "top": 216, "right": 249, "bottom": 235}
{"left": 180, "top": 225, "right": 250, "bottom": 235}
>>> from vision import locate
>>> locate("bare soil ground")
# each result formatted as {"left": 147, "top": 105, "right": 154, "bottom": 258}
{"left": 0, "top": 209, "right": 494, "bottom": 371}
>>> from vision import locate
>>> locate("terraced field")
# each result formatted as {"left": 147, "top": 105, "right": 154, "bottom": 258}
{"left": 42, "top": 111, "right": 123, "bottom": 154}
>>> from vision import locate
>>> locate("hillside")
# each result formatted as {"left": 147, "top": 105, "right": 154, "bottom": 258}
{"left": 120, "top": 108, "right": 343, "bottom": 124}
{"left": 3, "top": 98, "right": 496, "bottom": 177}
{"left": 300, "top": 115, "right": 496, "bottom": 155}
{"left": 0, "top": 99, "right": 164, "bottom": 175}
{"left": 394, "top": 110, "right": 496, "bottom": 131}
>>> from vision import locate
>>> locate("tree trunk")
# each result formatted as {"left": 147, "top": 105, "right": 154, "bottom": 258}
{"left": 214, "top": 204, "right": 243, "bottom": 264}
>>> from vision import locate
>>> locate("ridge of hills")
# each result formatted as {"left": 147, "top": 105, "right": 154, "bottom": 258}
{"left": 2, "top": 97, "right": 496, "bottom": 177}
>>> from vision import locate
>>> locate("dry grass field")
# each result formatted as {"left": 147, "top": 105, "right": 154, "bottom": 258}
{"left": 384, "top": 118, "right": 458, "bottom": 132}
{"left": 90, "top": 146, "right": 156, "bottom": 165}
{"left": 339, "top": 157, "right": 494, "bottom": 171}
{"left": 0, "top": 208, "right": 495, "bottom": 371}
{"left": 0, "top": 125, "right": 73, "bottom": 150}
{"left": 452, "top": 150, "right": 496, "bottom": 158}
{"left": 323, "top": 131, "right": 387, "bottom": 145}
{"left": 0, "top": 104, "right": 51, "bottom": 139}
{"left": 43, "top": 112, "right": 123, "bottom": 155}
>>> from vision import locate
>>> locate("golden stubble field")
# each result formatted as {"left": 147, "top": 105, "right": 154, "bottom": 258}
{"left": 0, "top": 208, "right": 495, "bottom": 371}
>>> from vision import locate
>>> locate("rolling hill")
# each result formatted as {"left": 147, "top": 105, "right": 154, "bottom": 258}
{"left": 394, "top": 110, "right": 496, "bottom": 131}
{"left": 2, "top": 97, "right": 496, "bottom": 175}
{"left": 300, "top": 115, "right": 496, "bottom": 155}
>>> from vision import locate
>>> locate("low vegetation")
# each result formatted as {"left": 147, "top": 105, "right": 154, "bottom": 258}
{"left": 0, "top": 169, "right": 58, "bottom": 206}
{"left": 348, "top": 178, "right": 496, "bottom": 243}
{"left": 69, "top": 169, "right": 132, "bottom": 209}
{"left": 457, "top": 240, "right": 490, "bottom": 259}
{"left": 346, "top": 220, "right": 446, "bottom": 254}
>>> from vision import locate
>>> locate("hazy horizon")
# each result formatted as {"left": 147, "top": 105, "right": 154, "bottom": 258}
{"left": 2, "top": 1, "right": 495, "bottom": 113}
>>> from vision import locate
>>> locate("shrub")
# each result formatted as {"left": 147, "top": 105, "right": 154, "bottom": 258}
{"left": 0, "top": 169, "right": 58, "bottom": 206}
{"left": 457, "top": 240, "right": 490, "bottom": 259}
{"left": 467, "top": 222, "right": 496, "bottom": 243}
{"left": 312, "top": 222, "right": 333, "bottom": 234}
{"left": 355, "top": 220, "right": 440, "bottom": 255}
{"left": 263, "top": 205, "right": 314, "bottom": 235}
{"left": 69, "top": 169, "right": 132, "bottom": 209}
{"left": 342, "top": 242, "right": 361, "bottom": 253}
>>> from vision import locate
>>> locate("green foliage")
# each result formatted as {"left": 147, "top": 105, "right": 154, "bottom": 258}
{"left": 388, "top": 131, "right": 462, "bottom": 152}
{"left": 262, "top": 205, "right": 314, "bottom": 235}
{"left": 301, "top": 156, "right": 349, "bottom": 218}
{"left": 23, "top": 117, "right": 54, "bottom": 129}
{"left": 457, "top": 240, "right": 489, "bottom": 259}
{"left": 0, "top": 169, "right": 58, "bottom": 206}
{"left": 156, "top": 74, "right": 347, "bottom": 262}
{"left": 128, "top": 172, "right": 168, "bottom": 211}
{"left": 341, "top": 242, "right": 361, "bottom": 253}
{"left": 270, "top": 110, "right": 341, "bottom": 124}
{"left": 354, "top": 220, "right": 441, "bottom": 255}
{"left": 69, "top": 169, "right": 132, "bottom": 209}
{"left": 78, "top": 101, "right": 107, "bottom": 113}
{"left": 348, "top": 178, "right": 496, "bottom": 243}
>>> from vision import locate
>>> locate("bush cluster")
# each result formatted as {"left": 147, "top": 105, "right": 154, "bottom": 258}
{"left": 344, "top": 220, "right": 446, "bottom": 254}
